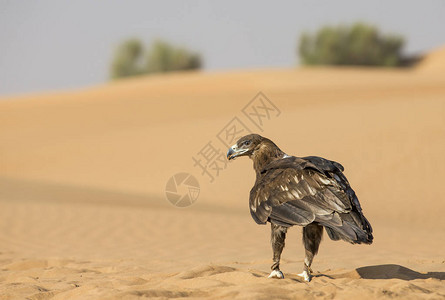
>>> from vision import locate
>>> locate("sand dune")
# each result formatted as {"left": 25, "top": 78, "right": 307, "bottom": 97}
{"left": 417, "top": 46, "right": 445, "bottom": 72}
{"left": 0, "top": 64, "right": 444, "bottom": 299}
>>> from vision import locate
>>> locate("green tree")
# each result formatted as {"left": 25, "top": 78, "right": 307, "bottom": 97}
{"left": 146, "top": 40, "right": 201, "bottom": 73}
{"left": 110, "top": 39, "right": 202, "bottom": 79}
{"left": 110, "top": 39, "right": 145, "bottom": 79}
{"left": 299, "top": 23, "right": 405, "bottom": 67}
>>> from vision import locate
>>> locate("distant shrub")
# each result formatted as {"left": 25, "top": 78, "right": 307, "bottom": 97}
{"left": 110, "top": 39, "right": 145, "bottom": 79}
{"left": 110, "top": 39, "right": 201, "bottom": 79}
{"left": 298, "top": 23, "right": 405, "bottom": 67}
{"left": 146, "top": 40, "right": 201, "bottom": 73}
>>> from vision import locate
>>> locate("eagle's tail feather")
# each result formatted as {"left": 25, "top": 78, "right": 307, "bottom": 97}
{"left": 325, "top": 227, "right": 341, "bottom": 241}
{"left": 318, "top": 210, "right": 373, "bottom": 244}
{"left": 323, "top": 177, "right": 373, "bottom": 244}
{"left": 323, "top": 218, "right": 373, "bottom": 244}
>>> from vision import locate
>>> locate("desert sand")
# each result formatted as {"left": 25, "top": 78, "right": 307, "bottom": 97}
{"left": 1, "top": 51, "right": 445, "bottom": 299}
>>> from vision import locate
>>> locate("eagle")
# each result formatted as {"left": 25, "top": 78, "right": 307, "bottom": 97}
{"left": 226, "top": 134, "right": 373, "bottom": 281}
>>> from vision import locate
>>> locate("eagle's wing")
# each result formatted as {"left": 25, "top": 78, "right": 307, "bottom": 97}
{"left": 250, "top": 156, "right": 373, "bottom": 244}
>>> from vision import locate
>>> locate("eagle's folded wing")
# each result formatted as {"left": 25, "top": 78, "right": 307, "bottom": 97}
{"left": 250, "top": 166, "right": 350, "bottom": 225}
{"left": 250, "top": 158, "right": 372, "bottom": 244}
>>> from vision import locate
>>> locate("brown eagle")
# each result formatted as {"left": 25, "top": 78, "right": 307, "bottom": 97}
{"left": 227, "top": 134, "right": 373, "bottom": 281}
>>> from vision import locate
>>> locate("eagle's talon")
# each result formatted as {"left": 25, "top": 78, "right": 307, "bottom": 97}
{"left": 297, "top": 270, "right": 312, "bottom": 282}
{"left": 268, "top": 270, "right": 284, "bottom": 279}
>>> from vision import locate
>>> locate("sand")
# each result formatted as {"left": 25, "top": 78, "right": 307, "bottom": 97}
{"left": 0, "top": 63, "right": 444, "bottom": 299}
{"left": 417, "top": 46, "right": 445, "bottom": 73}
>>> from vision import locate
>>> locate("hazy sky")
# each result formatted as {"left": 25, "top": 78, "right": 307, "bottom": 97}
{"left": 1, "top": 1, "right": 444, "bottom": 96}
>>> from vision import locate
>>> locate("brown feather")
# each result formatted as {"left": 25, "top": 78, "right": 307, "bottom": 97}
{"left": 244, "top": 136, "right": 373, "bottom": 244}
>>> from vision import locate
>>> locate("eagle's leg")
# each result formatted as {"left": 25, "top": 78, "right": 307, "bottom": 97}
{"left": 299, "top": 222, "right": 323, "bottom": 282}
{"left": 268, "top": 222, "right": 287, "bottom": 279}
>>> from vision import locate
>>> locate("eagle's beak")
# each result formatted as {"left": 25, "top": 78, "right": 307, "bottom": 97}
{"left": 227, "top": 144, "right": 248, "bottom": 160}
{"left": 227, "top": 145, "right": 236, "bottom": 160}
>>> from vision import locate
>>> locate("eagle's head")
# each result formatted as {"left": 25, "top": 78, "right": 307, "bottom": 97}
{"left": 226, "top": 134, "right": 266, "bottom": 160}
{"left": 227, "top": 134, "right": 286, "bottom": 174}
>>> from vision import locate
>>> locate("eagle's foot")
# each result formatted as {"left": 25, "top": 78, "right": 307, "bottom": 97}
{"left": 297, "top": 270, "right": 312, "bottom": 282}
{"left": 268, "top": 269, "right": 284, "bottom": 279}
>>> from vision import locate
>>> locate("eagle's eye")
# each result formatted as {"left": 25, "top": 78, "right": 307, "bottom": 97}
{"left": 243, "top": 140, "right": 251, "bottom": 147}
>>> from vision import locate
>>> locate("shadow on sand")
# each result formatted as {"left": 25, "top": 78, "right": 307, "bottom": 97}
{"left": 354, "top": 264, "right": 444, "bottom": 280}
